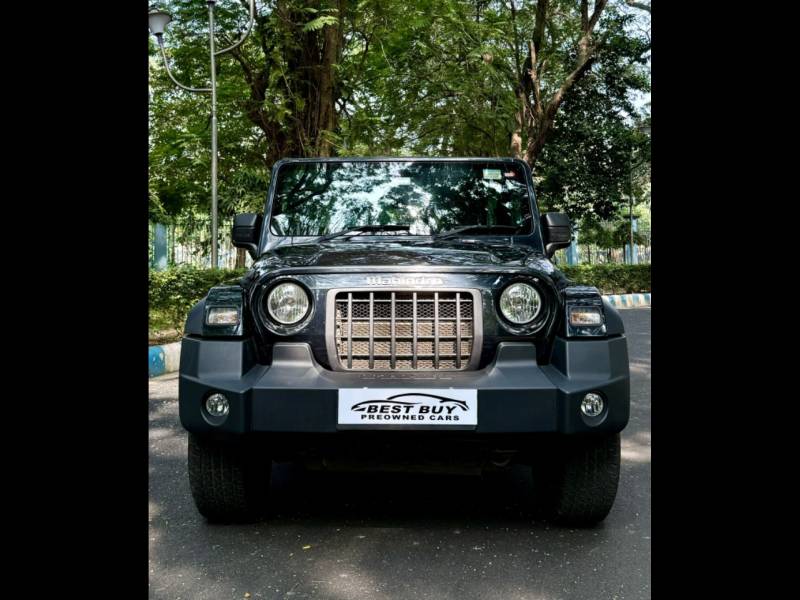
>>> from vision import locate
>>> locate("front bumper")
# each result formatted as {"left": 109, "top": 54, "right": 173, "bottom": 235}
{"left": 178, "top": 336, "right": 630, "bottom": 436}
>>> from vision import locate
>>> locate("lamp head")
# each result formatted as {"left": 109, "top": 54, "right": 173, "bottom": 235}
{"left": 148, "top": 11, "right": 172, "bottom": 37}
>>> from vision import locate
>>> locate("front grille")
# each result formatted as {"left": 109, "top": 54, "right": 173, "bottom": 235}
{"left": 333, "top": 291, "right": 476, "bottom": 371}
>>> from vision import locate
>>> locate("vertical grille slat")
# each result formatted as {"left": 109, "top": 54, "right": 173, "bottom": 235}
{"left": 347, "top": 292, "right": 353, "bottom": 369}
{"left": 455, "top": 292, "right": 461, "bottom": 369}
{"left": 412, "top": 292, "right": 418, "bottom": 369}
{"left": 368, "top": 292, "right": 374, "bottom": 369}
{"left": 390, "top": 292, "right": 396, "bottom": 370}
{"left": 334, "top": 289, "right": 475, "bottom": 371}
{"left": 433, "top": 292, "right": 439, "bottom": 369}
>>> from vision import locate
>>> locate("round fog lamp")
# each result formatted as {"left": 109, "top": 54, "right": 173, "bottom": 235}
{"left": 580, "top": 392, "right": 604, "bottom": 417}
{"left": 205, "top": 393, "right": 230, "bottom": 418}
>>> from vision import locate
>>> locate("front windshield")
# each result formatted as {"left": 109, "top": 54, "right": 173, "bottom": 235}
{"left": 269, "top": 160, "right": 534, "bottom": 238}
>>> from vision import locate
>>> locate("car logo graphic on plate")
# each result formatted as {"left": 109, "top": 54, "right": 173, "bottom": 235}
{"left": 351, "top": 393, "right": 469, "bottom": 412}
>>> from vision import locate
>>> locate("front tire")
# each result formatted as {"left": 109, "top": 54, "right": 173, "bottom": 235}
{"left": 533, "top": 433, "right": 621, "bottom": 526}
{"left": 188, "top": 434, "right": 271, "bottom": 523}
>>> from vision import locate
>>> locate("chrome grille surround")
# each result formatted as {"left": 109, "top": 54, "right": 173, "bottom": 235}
{"left": 325, "top": 288, "right": 482, "bottom": 371}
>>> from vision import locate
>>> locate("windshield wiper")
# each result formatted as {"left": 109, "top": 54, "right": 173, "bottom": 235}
{"left": 434, "top": 225, "right": 521, "bottom": 239}
{"left": 315, "top": 225, "right": 411, "bottom": 243}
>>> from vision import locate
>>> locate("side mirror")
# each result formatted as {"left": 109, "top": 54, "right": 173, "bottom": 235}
{"left": 232, "top": 213, "right": 263, "bottom": 259}
{"left": 541, "top": 212, "right": 572, "bottom": 258}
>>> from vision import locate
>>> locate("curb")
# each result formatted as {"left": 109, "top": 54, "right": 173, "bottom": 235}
{"left": 149, "top": 341, "right": 181, "bottom": 378}
{"left": 147, "top": 293, "right": 651, "bottom": 378}
{"left": 604, "top": 293, "right": 651, "bottom": 309}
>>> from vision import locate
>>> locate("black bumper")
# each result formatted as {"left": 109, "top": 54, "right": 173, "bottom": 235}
{"left": 178, "top": 336, "right": 629, "bottom": 436}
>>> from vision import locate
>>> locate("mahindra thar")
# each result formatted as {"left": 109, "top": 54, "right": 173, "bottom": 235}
{"left": 179, "top": 158, "right": 629, "bottom": 525}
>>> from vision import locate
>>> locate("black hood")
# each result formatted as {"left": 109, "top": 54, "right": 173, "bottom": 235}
{"left": 252, "top": 239, "right": 551, "bottom": 270}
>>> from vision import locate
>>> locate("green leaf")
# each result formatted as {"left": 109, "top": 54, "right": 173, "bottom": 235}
{"left": 302, "top": 16, "right": 339, "bottom": 33}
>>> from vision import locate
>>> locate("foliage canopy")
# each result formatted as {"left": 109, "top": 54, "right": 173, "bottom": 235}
{"left": 149, "top": 0, "right": 650, "bottom": 235}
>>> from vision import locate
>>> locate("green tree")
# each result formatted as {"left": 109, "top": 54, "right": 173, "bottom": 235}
{"left": 149, "top": 0, "right": 650, "bottom": 244}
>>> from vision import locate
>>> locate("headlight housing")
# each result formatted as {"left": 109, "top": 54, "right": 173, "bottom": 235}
{"left": 564, "top": 286, "right": 607, "bottom": 337}
{"left": 499, "top": 283, "right": 542, "bottom": 324}
{"left": 202, "top": 285, "right": 245, "bottom": 337}
{"left": 267, "top": 282, "right": 311, "bottom": 325}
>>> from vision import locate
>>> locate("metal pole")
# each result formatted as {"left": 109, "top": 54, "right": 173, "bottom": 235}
{"left": 208, "top": 1, "right": 219, "bottom": 269}
{"left": 629, "top": 155, "right": 634, "bottom": 265}
{"left": 152, "top": 1, "right": 256, "bottom": 269}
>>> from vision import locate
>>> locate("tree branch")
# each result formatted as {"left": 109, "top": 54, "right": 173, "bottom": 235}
{"left": 545, "top": 55, "right": 595, "bottom": 122}
{"left": 550, "top": 0, "right": 607, "bottom": 115}
{"left": 527, "top": 40, "right": 541, "bottom": 116}
{"left": 581, "top": 0, "right": 589, "bottom": 32}
{"left": 532, "top": 0, "right": 549, "bottom": 53}
{"left": 508, "top": 0, "right": 522, "bottom": 81}
{"left": 587, "top": 0, "right": 609, "bottom": 33}
{"left": 522, "top": 0, "right": 609, "bottom": 165}
{"left": 625, "top": 0, "right": 651, "bottom": 13}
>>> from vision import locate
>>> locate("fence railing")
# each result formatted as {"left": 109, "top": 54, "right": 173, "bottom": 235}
{"left": 150, "top": 220, "right": 649, "bottom": 270}
{"left": 553, "top": 244, "right": 651, "bottom": 266}
{"left": 149, "top": 219, "right": 253, "bottom": 270}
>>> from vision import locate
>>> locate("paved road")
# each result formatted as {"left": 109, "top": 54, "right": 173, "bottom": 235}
{"left": 149, "top": 308, "right": 650, "bottom": 600}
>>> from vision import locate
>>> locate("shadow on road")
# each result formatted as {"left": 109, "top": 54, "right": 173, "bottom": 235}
{"left": 149, "top": 309, "right": 650, "bottom": 600}
{"left": 149, "top": 443, "right": 650, "bottom": 600}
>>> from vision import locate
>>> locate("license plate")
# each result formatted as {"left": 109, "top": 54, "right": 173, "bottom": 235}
{"left": 338, "top": 388, "right": 478, "bottom": 427}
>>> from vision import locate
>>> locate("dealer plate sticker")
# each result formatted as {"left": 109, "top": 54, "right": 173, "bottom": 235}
{"left": 338, "top": 388, "right": 478, "bottom": 426}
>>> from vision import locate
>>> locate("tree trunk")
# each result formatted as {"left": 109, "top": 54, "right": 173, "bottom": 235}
{"left": 315, "top": 4, "right": 342, "bottom": 157}
{"left": 512, "top": 0, "right": 608, "bottom": 166}
{"left": 235, "top": 248, "right": 247, "bottom": 269}
{"left": 511, "top": 96, "right": 524, "bottom": 159}
{"left": 232, "top": 0, "right": 346, "bottom": 161}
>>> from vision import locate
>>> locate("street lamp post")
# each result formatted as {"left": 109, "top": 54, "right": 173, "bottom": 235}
{"left": 629, "top": 157, "right": 634, "bottom": 265}
{"left": 640, "top": 124, "right": 651, "bottom": 260}
{"left": 149, "top": 1, "right": 256, "bottom": 269}
{"left": 628, "top": 123, "right": 651, "bottom": 265}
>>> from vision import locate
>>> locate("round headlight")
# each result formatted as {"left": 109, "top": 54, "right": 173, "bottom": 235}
{"left": 267, "top": 282, "right": 310, "bottom": 325}
{"left": 499, "top": 283, "right": 542, "bottom": 324}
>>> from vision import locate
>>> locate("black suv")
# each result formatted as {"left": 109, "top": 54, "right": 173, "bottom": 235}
{"left": 179, "top": 158, "right": 629, "bottom": 525}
